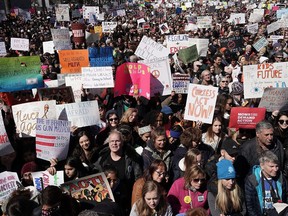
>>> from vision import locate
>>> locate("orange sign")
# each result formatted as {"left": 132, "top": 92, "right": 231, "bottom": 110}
{"left": 59, "top": 50, "right": 89, "bottom": 73}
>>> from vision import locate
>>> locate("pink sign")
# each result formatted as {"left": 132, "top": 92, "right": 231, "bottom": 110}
{"left": 114, "top": 63, "right": 151, "bottom": 99}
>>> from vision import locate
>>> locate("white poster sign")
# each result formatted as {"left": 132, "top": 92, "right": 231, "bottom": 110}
{"left": 82, "top": 66, "right": 114, "bottom": 88}
{"left": 139, "top": 57, "right": 173, "bottom": 96}
{"left": 51, "top": 29, "right": 72, "bottom": 50}
{"left": 83, "top": 6, "right": 100, "bottom": 19}
{"left": 229, "top": 13, "right": 246, "bottom": 24}
{"left": 267, "top": 21, "right": 282, "bottom": 34}
{"left": 184, "top": 84, "right": 218, "bottom": 124}
{"left": 0, "top": 172, "right": 20, "bottom": 203}
{"left": 65, "top": 74, "right": 83, "bottom": 103}
{"left": 10, "top": 38, "right": 29, "bottom": 51}
{"left": 102, "top": 22, "right": 118, "bottom": 33}
{"left": 243, "top": 62, "right": 288, "bottom": 99}
{"left": 248, "top": 12, "right": 263, "bottom": 23}
{"left": 135, "top": 36, "right": 169, "bottom": 60}
{"left": 43, "top": 41, "right": 55, "bottom": 54}
{"left": 247, "top": 23, "right": 259, "bottom": 34}
{"left": 65, "top": 100, "right": 100, "bottom": 127}
{"left": 32, "top": 171, "right": 64, "bottom": 191}
{"left": 0, "top": 115, "right": 14, "bottom": 156}
{"left": 56, "top": 4, "right": 70, "bottom": 21}
{"left": 159, "top": 23, "right": 170, "bottom": 34}
{"left": 197, "top": 16, "right": 212, "bottom": 28}
{"left": 166, "top": 34, "right": 190, "bottom": 53}
{"left": 12, "top": 100, "right": 57, "bottom": 137}
{"left": 0, "top": 42, "right": 6, "bottom": 56}
{"left": 36, "top": 118, "right": 71, "bottom": 161}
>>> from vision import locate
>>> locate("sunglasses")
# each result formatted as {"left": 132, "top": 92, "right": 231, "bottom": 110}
{"left": 229, "top": 153, "right": 238, "bottom": 158}
{"left": 279, "top": 120, "right": 288, "bottom": 125}
{"left": 109, "top": 118, "right": 118, "bottom": 122}
{"left": 192, "top": 178, "right": 205, "bottom": 183}
{"left": 221, "top": 80, "right": 228, "bottom": 83}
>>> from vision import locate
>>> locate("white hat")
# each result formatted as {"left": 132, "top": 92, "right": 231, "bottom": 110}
{"left": 259, "top": 56, "right": 269, "bottom": 64}
{"left": 178, "top": 158, "right": 186, "bottom": 171}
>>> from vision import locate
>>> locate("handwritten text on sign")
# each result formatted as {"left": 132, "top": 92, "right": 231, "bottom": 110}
{"left": 36, "top": 118, "right": 71, "bottom": 161}
{"left": 0, "top": 171, "right": 19, "bottom": 202}
{"left": 82, "top": 66, "right": 114, "bottom": 88}
{"left": 184, "top": 84, "right": 218, "bottom": 124}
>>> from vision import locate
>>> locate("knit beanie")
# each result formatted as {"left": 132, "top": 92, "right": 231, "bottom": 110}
{"left": 217, "top": 159, "right": 236, "bottom": 180}
{"left": 21, "top": 161, "right": 37, "bottom": 176}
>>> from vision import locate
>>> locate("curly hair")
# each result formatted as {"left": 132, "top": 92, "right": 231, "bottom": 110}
{"left": 180, "top": 127, "right": 202, "bottom": 149}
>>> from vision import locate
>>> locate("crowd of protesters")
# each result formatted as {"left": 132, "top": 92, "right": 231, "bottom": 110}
{"left": 1, "top": 0, "right": 288, "bottom": 215}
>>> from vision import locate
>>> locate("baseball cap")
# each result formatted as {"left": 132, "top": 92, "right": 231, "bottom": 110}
{"left": 221, "top": 138, "right": 239, "bottom": 156}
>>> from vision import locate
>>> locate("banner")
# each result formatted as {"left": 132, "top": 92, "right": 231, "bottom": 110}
{"left": 0, "top": 115, "right": 14, "bottom": 156}
{"left": 247, "top": 23, "right": 259, "bottom": 34}
{"left": 12, "top": 100, "right": 57, "bottom": 137}
{"left": 243, "top": 62, "right": 288, "bottom": 99}
{"left": 37, "top": 86, "right": 75, "bottom": 104}
{"left": 56, "top": 4, "right": 70, "bottom": 21}
{"left": 114, "top": 62, "right": 151, "bottom": 99}
{"left": 59, "top": 50, "right": 89, "bottom": 73}
{"left": 184, "top": 84, "right": 218, "bottom": 124}
{"left": 258, "top": 88, "right": 288, "bottom": 112}
{"left": 82, "top": 67, "right": 114, "bottom": 88}
{"left": 135, "top": 36, "right": 169, "bottom": 60}
{"left": 229, "top": 107, "right": 266, "bottom": 129}
{"left": 65, "top": 100, "right": 100, "bottom": 127}
{"left": 253, "top": 37, "right": 269, "bottom": 52}
{"left": 10, "top": 38, "right": 29, "bottom": 51}
{"left": 139, "top": 57, "right": 173, "bottom": 96}
{"left": 0, "top": 42, "right": 6, "bottom": 56}
{"left": 0, "top": 171, "right": 20, "bottom": 203}
{"left": 102, "top": 22, "right": 118, "bottom": 33}
{"left": 0, "top": 56, "right": 43, "bottom": 92}
{"left": 32, "top": 171, "right": 64, "bottom": 191}
{"left": 36, "top": 118, "right": 71, "bottom": 161}
{"left": 65, "top": 74, "right": 83, "bottom": 103}
{"left": 197, "top": 16, "right": 212, "bottom": 28}
{"left": 61, "top": 173, "right": 114, "bottom": 202}
{"left": 43, "top": 41, "right": 54, "bottom": 54}
{"left": 220, "top": 36, "right": 243, "bottom": 53}
{"left": 172, "top": 74, "right": 190, "bottom": 94}
{"left": 83, "top": 6, "right": 100, "bottom": 19}
{"left": 51, "top": 29, "right": 72, "bottom": 50}
{"left": 88, "top": 47, "right": 114, "bottom": 67}
{"left": 178, "top": 45, "right": 198, "bottom": 65}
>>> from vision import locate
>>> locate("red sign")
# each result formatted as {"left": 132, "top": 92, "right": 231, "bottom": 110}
{"left": 229, "top": 107, "right": 266, "bottom": 129}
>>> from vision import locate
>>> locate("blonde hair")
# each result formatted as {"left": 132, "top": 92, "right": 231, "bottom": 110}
{"left": 120, "top": 108, "right": 138, "bottom": 124}
{"left": 184, "top": 165, "right": 206, "bottom": 189}
{"left": 215, "top": 180, "right": 242, "bottom": 214}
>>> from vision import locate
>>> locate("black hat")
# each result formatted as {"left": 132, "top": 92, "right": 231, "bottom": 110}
{"left": 221, "top": 138, "right": 239, "bottom": 155}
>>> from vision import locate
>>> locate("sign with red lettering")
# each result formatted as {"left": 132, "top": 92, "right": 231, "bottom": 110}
{"left": 61, "top": 172, "right": 114, "bottom": 202}
{"left": 0, "top": 115, "right": 14, "bottom": 156}
{"left": 229, "top": 107, "right": 266, "bottom": 129}
{"left": 243, "top": 62, "right": 288, "bottom": 99}
{"left": 0, "top": 171, "right": 20, "bottom": 202}
{"left": 258, "top": 88, "right": 288, "bottom": 112}
{"left": 59, "top": 50, "right": 89, "bottom": 73}
{"left": 32, "top": 171, "right": 64, "bottom": 191}
{"left": 114, "top": 63, "right": 151, "bottom": 99}
{"left": 184, "top": 84, "right": 218, "bottom": 124}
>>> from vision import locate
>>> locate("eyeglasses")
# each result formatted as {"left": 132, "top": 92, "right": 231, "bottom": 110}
{"left": 155, "top": 170, "right": 166, "bottom": 177}
{"left": 227, "top": 103, "right": 233, "bottom": 106}
{"left": 279, "top": 120, "right": 288, "bottom": 125}
{"left": 192, "top": 178, "right": 205, "bottom": 183}
{"left": 221, "top": 80, "right": 229, "bottom": 83}
{"left": 109, "top": 118, "right": 118, "bottom": 122}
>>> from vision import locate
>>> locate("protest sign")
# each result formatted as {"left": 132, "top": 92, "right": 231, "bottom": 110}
{"left": 44, "top": 80, "right": 58, "bottom": 88}
{"left": 139, "top": 57, "right": 173, "bottom": 96}
{"left": 102, "top": 22, "right": 118, "bottom": 33}
{"left": 10, "top": 38, "right": 29, "bottom": 51}
{"left": 267, "top": 21, "right": 282, "bottom": 34}
{"left": 65, "top": 74, "right": 82, "bottom": 103}
{"left": 243, "top": 62, "right": 288, "bottom": 99}
{"left": 71, "top": 23, "right": 85, "bottom": 44}
{"left": 184, "top": 84, "right": 218, "bottom": 124}
{"left": 197, "top": 16, "right": 212, "bottom": 28}
{"left": 253, "top": 37, "right": 269, "bottom": 52}
{"left": 94, "top": 26, "right": 102, "bottom": 35}
{"left": 0, "top": 171, "right": 20, "bottom": 203}
{"left": 114, "top": 63, "right": 151, "bottom": 99}
{"left": 83, "top": 6, "right": 100, "bottom": 19}
{"left": 59, "top": 49, "right": 89, "bottom": 73}
{"left": 56, "top": 4, "right": 70, "bottom": 21}
{"left": 135, "top": 36, "right": 169, "bottom": 60}
{"left": 12, "top": 100, "right": 57, "bottom": 137}
{"left": 0, "top": 115, "right": 14, "bottom": 156}
{"left": 258, "top": 88, "right": 288, "bottom": 112}
{"left": 172, "top": 54, "right": 185, "bottom": 73}
{"left": 65, "top": 100, "right": 100, "bottom": 127}
{"left": 38, "top": 86, "right": 75, "bottom": 104}
{"left": 270, "top": 35, "right": 284, "bottom": 42}
{"left": 88, "top": 12, "right": 97, "bottom": 24}
{"left": 229, "top": 107, "right": 266, "bottom": 129}
{"left": 43, "top": 41, "right": 54, "bottom": 54}
{"left": 276, "top": 8, "right": 288, "bottom": 19}
{"left": 32, "top": 171, "right": 64, "bottom": 191}
{"left": 166, "top": 34, "right": 190, "bottom": 54}
{"left": 61, "top": 173, "right": 114, "bottom": 202}
{"left": 189, "top": 38, "right": 209, "bottom": 57}
{"left": 178, "top": 45, "right": 198, "bottom": 65}
{"left": 247, "top": 23, "right": 259, "bottom": 34}
{"left": 220, "top": 36, "right": 243, "bottom": 53}
{"left": 88, "top": 47, "right": 114, "bottom": 67}
{"left": 0, "top": 42, "right": 6, "bottom": 56}
{"left": 36, "top": 118, "right": 70, "bottom": 161}
{"left": 172, "top": 74, "right": 190, "bottom": 94}
{"left": 229, "top": 13, "right": 246, "bottom": 24}
{"left": 85, "top": 31, "right": 99, "bottom": 44}
{"left": 159, "top": 23, "right": 170, "bottom": 34}
{"left": 248, "top": 12, "right": 263, "bottom": 23}
{"left": 82, "top": 67, "right": 114, "bottom": 88}
{"left": 51, "top": 29, "right": 72, "bottom": 50}
{"left": 0, "top": 56, "right": 43, "bottom": 92}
